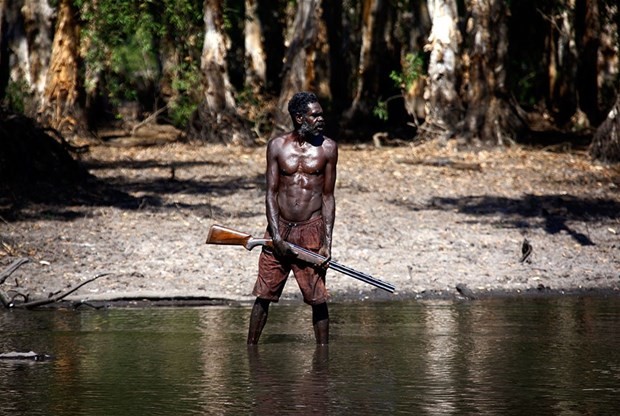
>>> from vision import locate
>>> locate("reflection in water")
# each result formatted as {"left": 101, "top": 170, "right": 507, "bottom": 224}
{"left": 247, "top": 345, "right": 329, "bottom": 414}
{"left": 0, "top": 298, "right": 619, "bottom": 415}
{"left": 421, "top": 304, "right": 458, "bottom": 415}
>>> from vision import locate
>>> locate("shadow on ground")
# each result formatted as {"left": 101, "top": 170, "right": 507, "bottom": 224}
{"left": 1, "top": 157, "right": 264, "bottom": 222}
{"left": 392, "top": 194, "right": 619, "bottom": 246}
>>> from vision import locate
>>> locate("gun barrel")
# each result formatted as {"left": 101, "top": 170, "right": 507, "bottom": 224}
{"left": 291, "top": 244, "right": 395, "bottom": 293}
{"left": 328, "top": 261, "right": 395, "bottom": 293}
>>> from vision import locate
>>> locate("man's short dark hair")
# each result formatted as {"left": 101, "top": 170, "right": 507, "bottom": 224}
{"left": 288, "top": 92, "right": 318, "bottom": 123}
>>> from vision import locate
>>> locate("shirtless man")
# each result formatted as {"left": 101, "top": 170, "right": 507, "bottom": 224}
{"left": 247, "top": 92, "right": 338, "bottom": 345}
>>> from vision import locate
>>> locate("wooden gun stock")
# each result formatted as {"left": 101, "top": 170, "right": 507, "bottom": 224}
{"left": 206, "top": 224, "right": 396, "bottom": 293}
{"left": 206, "top": 224, "right": 319, "bottom": 265}
{"left": 206, "top": 224, "right": 273, "bottom": 251}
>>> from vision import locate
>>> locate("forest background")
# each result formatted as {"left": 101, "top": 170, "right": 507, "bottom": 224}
{"left": 0, "top": 0, "right": 619, "bottom": 157}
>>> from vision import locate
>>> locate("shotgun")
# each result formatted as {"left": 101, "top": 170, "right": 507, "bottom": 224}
{"left": 206, "top": 224, "right": 395, "bottom": 293}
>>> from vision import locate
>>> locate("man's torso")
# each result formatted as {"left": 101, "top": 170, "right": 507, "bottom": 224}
{"left": 275, "top": 134, "right": 330, "bottom": 222}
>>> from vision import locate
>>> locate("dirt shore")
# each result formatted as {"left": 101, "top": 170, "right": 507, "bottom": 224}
{"left": 1, "top": 136, "right": 619, "bottom": 307}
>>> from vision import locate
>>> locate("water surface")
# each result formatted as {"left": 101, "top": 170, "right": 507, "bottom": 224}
{"left": 0, "top": 297, "right": 618, "bottom": 415}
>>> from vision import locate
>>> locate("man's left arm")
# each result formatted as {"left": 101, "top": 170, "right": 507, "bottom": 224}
{"left": 320, "top": 139, "right": 338, "bottom": 258}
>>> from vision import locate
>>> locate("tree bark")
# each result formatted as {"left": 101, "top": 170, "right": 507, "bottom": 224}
{"left": 420, "top": 0, "right": 461, "bottom": 139}
{"left": 347, "top": 0, "right": 384, "bottom": 117}
{"left": 343, "top": 0, "right": 403, "bottom": 133}
{"left": 546, "top": 2, "right": 579, "bottom": 126}
{"left": 186, "top": 0, "right": 254, "bottom": 144}
{"left": 244, "top": 0, "right": 266, "bottom": 94}
{"left": 1, "top": 0, "right": 54, "bottom": 115}
{"left": 0, "top": 0, "right": 7, "bottom": 98}
{"left": 21, "top": 0, "right": 54, "bottom": 104}
{"left": 597, "top": 1, "right": 619, "bottom": 114}
{"left": 589, "top": 94, "right": 620, "bottom": 163}
{"left": 460, "top": 0, "right": 524, "bottom": 144}
{"left": 273, "top": 0, "right": 330, "bottom": 135}
{"left": 201, "top": 0, "right": 235, "bottom": 113}
{"left": 39, "top": 0, "right": 83, "bottom": 134}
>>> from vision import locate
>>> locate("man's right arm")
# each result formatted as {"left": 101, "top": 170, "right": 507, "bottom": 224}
{"left": 265, "top": 138, "right": 291, "bottom": 257}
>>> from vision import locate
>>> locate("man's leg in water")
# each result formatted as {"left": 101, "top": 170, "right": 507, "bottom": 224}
{"left": 312, "top": 302, "right": 329, "bottom": 345}
{"left": 248, "top": 298, "right": 271, "bottom": 345}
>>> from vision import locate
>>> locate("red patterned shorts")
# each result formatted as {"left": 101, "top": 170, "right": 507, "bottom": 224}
{"left": 253, "top": 216, "right": 328, "bottom": 305}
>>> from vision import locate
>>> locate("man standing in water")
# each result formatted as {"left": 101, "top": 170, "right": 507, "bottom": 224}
{"left": 247, "top": 92, "right": 338, "bottom": 345}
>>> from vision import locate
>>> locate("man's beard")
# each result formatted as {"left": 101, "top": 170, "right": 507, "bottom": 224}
{"left": 299, "top": 120, "right": 323, "bottom": 138}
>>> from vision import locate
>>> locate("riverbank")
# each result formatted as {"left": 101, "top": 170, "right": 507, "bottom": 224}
{"left": 1, "top": 138, "right": 618, "bottom": 307}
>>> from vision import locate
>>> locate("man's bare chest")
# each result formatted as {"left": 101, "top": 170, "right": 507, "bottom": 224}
{"left": 279, "top": 148, "right": 325, "bottom": 175}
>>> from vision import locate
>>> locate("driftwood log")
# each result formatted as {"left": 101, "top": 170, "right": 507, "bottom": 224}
{"left": 0, "top": 351, "right": 52, "bottom": 361}
{"left": 0, "top": 258, "right": 110, "bottom": 309}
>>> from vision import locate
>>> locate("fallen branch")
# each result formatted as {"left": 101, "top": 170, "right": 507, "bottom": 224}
{"left": 131, "top": 104, "right": 169, "bottom": 136}
{"left": 0, "top": 258, "right": 29, "bottom": 284}
{"left": 9, "top": 272, "right": 112, "bottom": 309}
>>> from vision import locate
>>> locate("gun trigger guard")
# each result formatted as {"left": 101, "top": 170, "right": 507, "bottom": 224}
{"left": 319, "top": 256, "right": 331, "bottom": 269}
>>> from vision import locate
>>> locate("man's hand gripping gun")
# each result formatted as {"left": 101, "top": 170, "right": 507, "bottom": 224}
{"left": 206, "top": 224, "right": 395, "bottom": 293}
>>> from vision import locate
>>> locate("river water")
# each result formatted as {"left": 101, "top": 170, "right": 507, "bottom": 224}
{"left": 0, "top": 297, "right": 618, "bottom": 415}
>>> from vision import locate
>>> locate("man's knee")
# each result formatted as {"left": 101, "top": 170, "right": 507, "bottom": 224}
{"left": 312, "top": 302, "right": 329, "bottom": 323}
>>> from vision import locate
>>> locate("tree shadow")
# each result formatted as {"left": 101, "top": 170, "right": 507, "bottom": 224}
{"left": 392, "top": 194, "right": 619, "bottom": 246}
{"left": 1, "top": 158, "right": 265, "bottom": 222}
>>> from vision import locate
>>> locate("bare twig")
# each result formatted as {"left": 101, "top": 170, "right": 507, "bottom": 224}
{"left": 12, "top": 272, "right": 112, "bottom": 309}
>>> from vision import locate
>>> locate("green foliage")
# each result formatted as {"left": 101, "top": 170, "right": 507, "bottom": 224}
{"left": 515, "top": 71, "right": 538, "bottom": 107}
{"left": 169, "top": 97, "right": 199, "bottom": 127}
{"left": 374, "top": 53, "right": 424, "bottom": 121}
{"left": 75, "top": 0, "right": 203, "bottom": 120}
{"left": 223, "top": 1, "right": 244, "bottom": 31}
{"left": 2, "top": 80, "right": 31, "bottom": 114}
{"left": 373, "top": 101, "right": 389, "bottom": 121}
{"left": 389, "top": 53, "right": 424, "bottom": 90}
{"left": 168, "top": 63, "right": 202, "bottom": 126}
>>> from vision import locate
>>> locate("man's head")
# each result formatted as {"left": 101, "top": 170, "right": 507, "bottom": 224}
{"left": 288, "top": 92, "right": 324, "bottom": 137}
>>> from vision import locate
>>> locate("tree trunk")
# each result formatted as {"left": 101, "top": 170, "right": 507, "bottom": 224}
{"left": 321, "top": 1, "right": 348, "bottom": 116}
{"left": 343, "top": 0, "right": 403, "bottom": 134}
{"left": 255, "top": 0, "right": 285, "bottom": 95}
{"left": 460, "top": 0, "right": 524, "bottom": 144}
{"left": 272, "top": 0, "right": 330, "bottom": 135}
{"left": 347, "top": 0, "right": 384, "bottom": 118}
{"left": 575, "top": 0, "right": 601, "bottom": 125}
{"left": 597, "top": 1, "right": 619, "bottom": 114}
{"left": 186, "top": 0, "right": 254, "bottom": 144}
{"left": 244, "top": 0, "right": 266, "bottom": 94}
{"left": 0, "top": 0, "right": 7, "bottom": 98}
{"left": 589, "top": 94, "right": 620, "bottom": 163}
{"left": 39, "top": 0, "right": 83, "bottom": 134}
{"left": 402, "top": 1, "right": 432, "bottom": 120}
{"left": 546, "top": 2, "right": 579, "bottom": 126}
{"left": 21, "top": 0, "right": 54, "bottom": 104}
{"left": 201, "top": 1, "right": 235, "bottom": 112}
{"left": 420, "top": 0, "right": 461, "bottom": 140}
{"left": 1, "top": 0, "right": 53, "bottom": 116}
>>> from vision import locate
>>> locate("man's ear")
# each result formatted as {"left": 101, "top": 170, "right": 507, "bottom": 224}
{"left": 294, "top": 113, "right": 303, "bottom": 125}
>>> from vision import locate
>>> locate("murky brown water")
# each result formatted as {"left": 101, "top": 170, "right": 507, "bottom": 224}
{"left": 1, "top": 297, "right": 618, "bottom": 415}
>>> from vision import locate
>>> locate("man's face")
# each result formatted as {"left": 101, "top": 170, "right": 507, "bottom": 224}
{"left": 298, "top": 102, "right": 324, "bottom": 137}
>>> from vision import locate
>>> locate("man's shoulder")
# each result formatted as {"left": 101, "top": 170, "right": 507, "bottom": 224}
{"left": 321, "top": 136, "right": 338, "bottom": 155}
{"left": 268, "top": 132, "right": 294, "bottom": 147}
{"left": 322, "top": 135, "right": 337, "bottom": 147}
